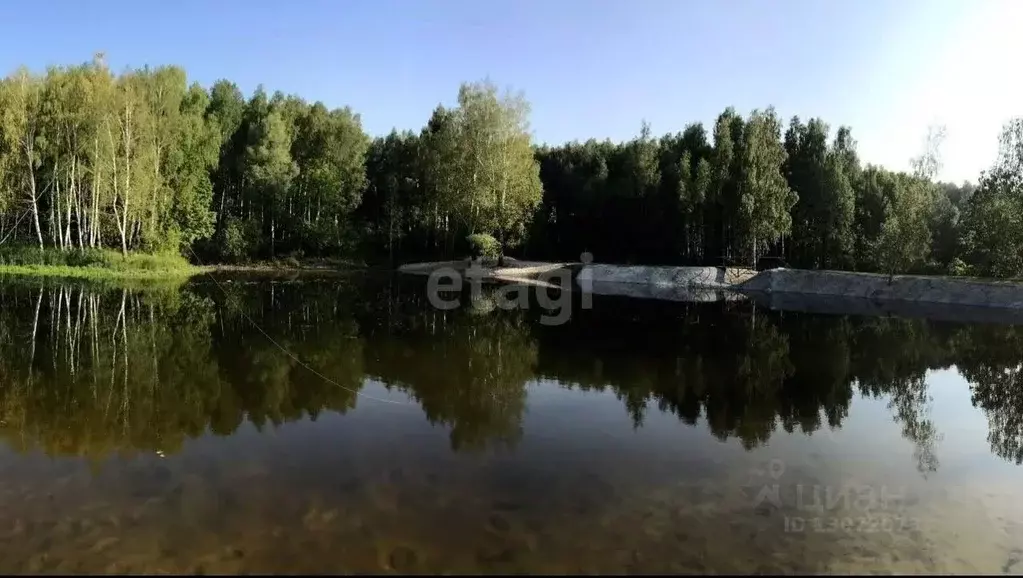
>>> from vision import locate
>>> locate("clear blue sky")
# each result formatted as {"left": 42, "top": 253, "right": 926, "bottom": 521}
{"left": 1, "top": 0, "right": 1019, "bottom": 183}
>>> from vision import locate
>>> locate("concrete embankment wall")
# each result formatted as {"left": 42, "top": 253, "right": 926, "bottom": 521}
{"left": 573, "top": 265, "right": 755, "bottom": 302}
{"left": 583, "top": 281, "right": 739, "bottom": 303}
{"left": 398, "top": 259, "right": 576, "bottom": 279}
{"left": 399, "top": 259, "right": 1023, "bottom": 313}
{"left": 397, "top": 260, "right": 468, "bottom": 276}
{"left": 399, "top": 261, "right": 757, "bottom": 289}
{"left": 747, "top": 291, "right": 1023, "bottom": 326}
{"left": 740, "top": 268, "right": 1023, "bottom": 310}
{"left": 577, "top": 265, "right": 756, "bottom": 289}
{"left": 398, "top": 260, "right": 757, "bottom": 302}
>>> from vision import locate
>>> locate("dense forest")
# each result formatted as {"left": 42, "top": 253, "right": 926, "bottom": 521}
{"left": 1, "top": 55, "right": 1021, "bottom": 276}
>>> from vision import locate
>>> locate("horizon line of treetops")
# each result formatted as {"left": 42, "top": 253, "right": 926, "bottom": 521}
{"left": 1, "top": 55, "right": 1022, "bottom": 277}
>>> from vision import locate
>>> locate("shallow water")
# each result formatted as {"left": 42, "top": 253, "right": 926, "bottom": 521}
{"left": 0, "top": 274, "right": 1021, "bottom": 574}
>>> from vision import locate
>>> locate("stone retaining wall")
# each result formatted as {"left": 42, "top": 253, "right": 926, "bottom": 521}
{"left": 577, "top": 265, "right": 757, "bottom": 290}
{"left": 740, "top": 268, "right": 1023, "bottom": 310}
{"left": 399, "top": 260, "right": 1023, "bottom": 312}
{"left": 584, "top": 280, "right": 735, "bottom": 303}
{"left": 747, "top": 291, "right": 1023, "bottom": 326}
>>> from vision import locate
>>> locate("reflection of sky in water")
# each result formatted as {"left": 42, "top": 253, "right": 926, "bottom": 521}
{"left": 524, "top": 369, "right": 1023, "bottom": 494}
{"left": 0, "top": 355, "right": 1016, "bottom": 484}
{"left": 142, "top": 368, "right": 1022, "bottom": 492}
{"left": 810, "top": 368, "right": 1023, "bottom": 484}
{"left": 921, "top": 368, "right": 1021, "bottom": 480}
{"left": 524, "top": 378, "right": 751, "bottom": 469}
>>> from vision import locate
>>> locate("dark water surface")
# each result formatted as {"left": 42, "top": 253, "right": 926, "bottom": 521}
{"left": 1, "top": 273, "right": 1022, "bottom": 574}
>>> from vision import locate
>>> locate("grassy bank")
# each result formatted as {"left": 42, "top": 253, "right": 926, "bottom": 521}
{"left": 0, "top": 247, "right": 208, "bottom": 280}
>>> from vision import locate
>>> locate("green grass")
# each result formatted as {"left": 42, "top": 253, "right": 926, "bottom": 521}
{"left": 0, "top": 247, "right": 208, "bottom": 280}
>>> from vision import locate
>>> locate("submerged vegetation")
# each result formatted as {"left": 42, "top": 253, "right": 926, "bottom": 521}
{"left": 0, "top": 55, "right": 1021, "bottom": 277}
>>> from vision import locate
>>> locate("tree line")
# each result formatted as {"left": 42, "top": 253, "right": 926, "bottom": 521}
{"left": 1, "top": 55, "right": 1021, "bottom": 276}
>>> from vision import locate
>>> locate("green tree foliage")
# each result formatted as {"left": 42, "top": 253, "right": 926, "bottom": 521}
{"left": 0, "top": 58, "right": 216, "bottom": 256}
{"left": 878, "top": 174, "right": 934, "bottom": 276}
{"left": 438, "top": 80, "right": 543, "bottom": 248}
{"left": 0, "top": 67, "right": 47, "bottom": 248}
{"left": 361, "top": 129, "right": 421, "bottom": 261}
{"left": 243, "top": 107, "right": 298, "bottom": 257}
{"left": 961, "top": 118, "right": 1023, "bottom": 278}
{"left": 783, "top": 118, "right": 856, "bottom": 268}
{"left": 708, "top": 109, "right": 742, "bottom": 263}
{"left": 784, "top": 116, "right": 825, "bottom": 266}
{"left": 854, "top": 167, "right": 933, "bottom": 275}
{"left": 735, "top": 108, "right": 796, "bottom": 266}
{"left": 291, "top": 103, "right": 370, "bottom": 252}
{"left": 927, "top": 189, "right": 961, "bottom": 272}
{"left": 466, "top": 232, "right": 501, "bottom": 259}
{"left": 166, "top": 83, "right": 219, "bottom": 250}
{"left": 820, "top": 150, "right": 856, "bottom": 268}
{"left": 2, "top": 55, "right": 1020, "bottom": 277}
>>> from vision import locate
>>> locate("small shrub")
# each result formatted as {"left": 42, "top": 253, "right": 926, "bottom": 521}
{"left": 466, "top": 233, "right": 501, "bottom": 260}
{"left": 947, "top": 257, "right": 970, "bottom": 277}
{"left": 65, "top": 248, "right": 113, "bottom": 268}
{"left": 220, "top": 218, "right": 260, "bottom": 263}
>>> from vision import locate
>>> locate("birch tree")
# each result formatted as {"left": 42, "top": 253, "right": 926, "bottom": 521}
{"left": 0, "top": 69, "right": 46, "bottom": 248}
{"left": 736, "top": 107, "right": 797, "bottom": 267}
{"left": 244, "top": 108, "right": 297, "bottom": 258}
{"left": 439, "top": 80, "right": 542, "bottom": 250}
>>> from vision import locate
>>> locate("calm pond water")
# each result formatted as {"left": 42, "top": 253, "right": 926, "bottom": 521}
{"left": 0, "top": 273, "right": 1022, "bottom": 574}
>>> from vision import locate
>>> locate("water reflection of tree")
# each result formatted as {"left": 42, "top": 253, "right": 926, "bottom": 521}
{"left": 0, "top": 283, "right": 220, "bottom": 457}
{"left": 361, "top": 293, "right": 535, "bottom": 452}
{"left": 0, "top": 280, "right": 367, "bottom": 458}
{"left": 533, "top": 301, "right": 797, "bottom": 448}
{"left": 0, "top": 277, "right": 534, "bottom": 458}
{"left": 2, "top": 276, "right": 1023, "bottom": 469}
{"left": 847, "top": 317, "right": 953, "bottom": 475}
{"left": 953, "top": 325, "right": 1023, "bottom": 464}
{"left": 208, "top": 280, "right": 366, "bottom": 430}
{"left": 773, "top": 314, "right": 853, "bottom": 435}
{"left": 533, "top": 294, "right": 1023, "bottom": 471}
